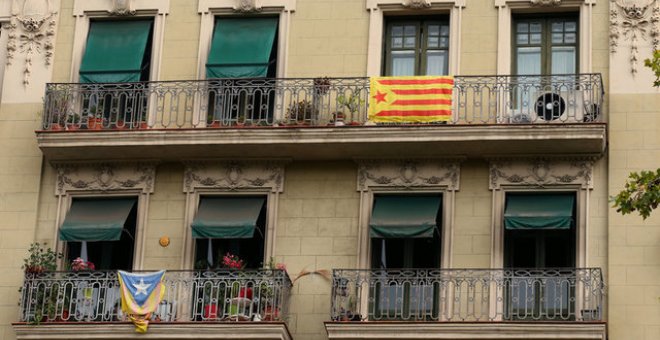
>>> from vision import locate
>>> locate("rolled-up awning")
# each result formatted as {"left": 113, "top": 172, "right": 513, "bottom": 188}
{"left": 206, "top": 17, "right": 278, "bottom": 78}
{"left": 504, "top": 194, "right": 575, "bottom": 230}
{"left": 191, "top": 197, "right": 266, "bottom": 239}
{"left": 369, "top": 195, "right": 441, "bottom": 238}
{"left": 79, "top": 20, "right": 152, "bottom": 83}
{"left": 59, "top": 198, "right": 137, "bottom": 241}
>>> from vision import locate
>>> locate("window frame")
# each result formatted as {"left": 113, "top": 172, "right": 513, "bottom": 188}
{"left": 383, "top": 19, "right": 450, "bottom": 76}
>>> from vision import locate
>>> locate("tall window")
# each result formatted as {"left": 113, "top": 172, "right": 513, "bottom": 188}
{"left": 513, "top": 15, "right": 578, "bottom": 75}
{"left": 384, "top": 19, "right": 449, "bottom": 76}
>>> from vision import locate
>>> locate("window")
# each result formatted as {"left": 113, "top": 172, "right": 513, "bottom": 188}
{"left": 503, "top": 192, "right": 576, "bottom": 320}
{"left": 368, "top": 195, "right": 443, "bottom": 320}
{"left": 513, "top": 15, "right": 578, "bottom": 75}
{"left": 191, "top": 196, "right": 267, "bottom": 269}
{"left": 384, "top": 19, "right": 450, "bottom": 76}
{"left": 206, "top": 17, "right": 279, "bottom": 126}
{"left": 61, "top": 197, "right": 138, "bottom": 271}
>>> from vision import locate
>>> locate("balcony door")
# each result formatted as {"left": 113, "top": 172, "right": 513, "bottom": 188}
{"left": 368, "top": 194, "right": 442, "bottom": 321}
{"left": 384, "top": 19, "right": 450, "bottom": 76}
{"left": 503, "top": 193, "right": 576, "bottom": 320}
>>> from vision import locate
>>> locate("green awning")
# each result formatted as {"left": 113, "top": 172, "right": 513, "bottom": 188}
{"left": 370, "top": 195, "right": 441, "bottom": 238}
{"left": 59, "top": 198, "right": 136, "bottom": 241}
{"left": 79, "top": 20, "right": 152, "bottom": 83}
{"left": 206, "top": 17, "right": 278, "bottom": 78}
{"left": 192, "top": 197, "right": 265, "bottom": 239}
{"left": 504, "top": 194, "right": 575, "bottom": 230}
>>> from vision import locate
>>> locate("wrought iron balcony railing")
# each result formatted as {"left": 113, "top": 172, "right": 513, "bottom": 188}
{"left": 331, "top": 268, "right": 604, "bottom": 322}
{"left": 18, "top": 269, "right": 291, "bottom": 323}
{"left": 40, "top": 74, "right": 604, "bottom": 131}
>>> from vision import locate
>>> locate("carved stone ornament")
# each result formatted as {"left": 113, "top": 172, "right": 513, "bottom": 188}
{"left": 530, "top": 0, "right": 561, "bottom": 6}
{"left": 357, "top": 160, "right": 461, "bottom": 192}
{"left": 404, "top": 0, "right": 432, "bottom": 8}
{"left": 183, "top": 161, "right": 285, "bottom": 193}
{"left": 6, "top": 0, "right": 58, "bottom": 85}
{"left": 54, "top": 162, "right": 157, "bottom": 196}
{"left": 109, "top": 0, "right": 136, "bottom": 16}
{"left": 610, "top": 0, "right": 660, "bottom": 76}
{"left": 233, "top": 0, "right": 262, "bottom": 12}
{"left": 489, "top": 159, "right": 593, "bottom": 190}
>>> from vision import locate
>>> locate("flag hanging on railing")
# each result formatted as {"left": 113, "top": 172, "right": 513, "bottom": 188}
{"left": 368, "top": 76, "right": 454, "bottom": 123}
{"left": 118, "top": 270, "right": 166, "bottom": 333}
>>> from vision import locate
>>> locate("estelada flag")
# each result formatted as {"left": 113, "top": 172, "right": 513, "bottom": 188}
{"left": 118, "top": 270, "right": 166, "bottom": 333}
{"left": 368, "top": 76, "right": 454, "bottom": 123}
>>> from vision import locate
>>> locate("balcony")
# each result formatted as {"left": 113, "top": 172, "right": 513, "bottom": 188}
{"left": 13, "top": 269, "right": 293, "bottom": 340}
{"left": 36, "top": 74, "right": 606, "bottom": 161}
{"left": 325, "top": 268, "right": 606, "bottom": 340}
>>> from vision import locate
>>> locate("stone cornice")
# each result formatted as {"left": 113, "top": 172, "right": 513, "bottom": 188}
{"left": 356, "top": 159, "right": 462, "bottom": 192}
{"left": 183, "top": 160, "right": 287, "bottom": 193}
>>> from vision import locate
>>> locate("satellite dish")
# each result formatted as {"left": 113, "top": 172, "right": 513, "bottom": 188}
{"left": 534, "top": 92, "right": 566, "bottom": 121}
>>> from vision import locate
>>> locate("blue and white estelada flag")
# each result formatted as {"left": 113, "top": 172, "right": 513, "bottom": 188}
{"left": 118, "top": 270, "right": 166, "bottom": 333}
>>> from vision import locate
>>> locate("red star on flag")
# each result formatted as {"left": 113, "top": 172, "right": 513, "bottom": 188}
{"left": 373, "top": 91, "right": 387, "bottom": 104}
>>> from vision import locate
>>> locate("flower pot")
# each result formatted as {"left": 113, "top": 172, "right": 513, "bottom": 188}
{"left": 87, "top": 117, "right": 104, "bottom": 130}
{"left": 49, "top": 123, "right": 63, "bottom": 131}
{"left": 207, "top": 121, "right": 221, "bottom": 128}
{"left": 113, "top": 121, "right": 128, "bottom": 130}
{"left": 227, "top": 297, "right": 252, "bottom": 320}
{"left": 203, "top": 304, "right": 218, "bottom": 319}
{"left": 66, "top": 125, "right": 80, "bottom": 131}
{"left": 238, "top": 287, "right": 253, "bottom": 300}
{"left": 138, "top": 122, "right": 149, "bottom": 129}
{"left": 263, "top": 306, "right": 280, "bottom": 321}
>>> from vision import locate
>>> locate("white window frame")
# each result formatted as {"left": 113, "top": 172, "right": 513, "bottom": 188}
{"left": 70, "top": 0, "right": 170, "bottom": 82}
{"left": 494, "top": 0, "right": 596, "bottom": 75}
{"left": 182, "top": 161, "right": 286, "bottom": 270}
{"left": 53, "top": 162, "right": 157, "bottom": 270}
{"left": 196, "top": 0, "right": 297, "bottom": 80}
{"left": 366, "top": 0, "right": 466, "bottom": 76}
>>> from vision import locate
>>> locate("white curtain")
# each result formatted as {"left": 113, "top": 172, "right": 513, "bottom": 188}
{"left": 391, "top": 51, "right": 415, "bottom": 76}
{"left": 551, "top": 46, "right": 576, "bottom": 74}
{"left": 516, "top": 47, "right": 541, "bottom": 75}
{"left": 426, "top": 51, "right": 448, "bottom": 76}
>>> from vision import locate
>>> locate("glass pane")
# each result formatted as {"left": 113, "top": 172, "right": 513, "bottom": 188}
{"left": 392, "top": 37, "right": 403, "bottom": 48}
{"left": 427, "top": 36, "right": 439, "bottom": 48}
{"left": 516, "top": 47, "right": 542, "bottom": 75}
{"left": 517, "top": 34, "right": 529, "bottom": 45}
{"left": 404, "top": 36, "right": 416, "bottom": 48}
{"left": 552, "top": 33, "right": 563, "bottom": 44}
{"left": 439, "top": 37, "right": 449, "bottom": 48}
{"left": 426, "top": 50, "right": 448, "bottom": 76}
{"left": 391, "top": 51, "right": 415, "bottom": 76}
{"left": 565, "top": 21, "right": 577, "bottom": 32}
{"left": 517, "top": 22, "right": 529, "bottom": 33}
{"left": 404, "top": 25, "right": 416, "bottom": 36}
{"left": 392, "top": 26, "right": 403, "bottom": 36}
{"left": 427, "top": 25, "right": 439, "bottom": 36}
{"left": 564, "top": 33, "right": 576, "bottom": 44}
{"left": 530, "top": 22, "right": 542, "bottom": 33}
{"left": 440, "top": 25, "right": 449, "bottom": 36}
{"left": 552, "top": 22, "right": 563, "bottom": 32}
{"left": 551, "top": 46, "right": 576, "bottom": 74}
{"left": 530, "top": 33, "right": 542, "bottom": 44}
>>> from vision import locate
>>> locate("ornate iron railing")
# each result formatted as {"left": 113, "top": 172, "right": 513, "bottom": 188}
{"left": 331, "top": 268, "right": 604, "bottom": 322}
{"left": 18, "top": 269, "right": 291, "bottom": 323}
{"left": 40, "top": 74, "right": 604, "bottom": 130}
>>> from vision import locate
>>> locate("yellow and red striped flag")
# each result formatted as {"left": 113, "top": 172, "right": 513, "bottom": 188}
{"left": 368, "top": 76, "right": 454, "bottom": 123}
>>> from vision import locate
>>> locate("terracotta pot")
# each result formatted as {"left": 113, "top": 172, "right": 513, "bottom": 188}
{"left": 138, "top": 122, "right": 149, "bottom": 129}
{"left": 263, "top": 306, "right": 280, "bottom": 321}
{"left": 113, "top": 121, "right": 128, "bottom": 130}
{"left": 49, "top": 123, "right": 63, "bottom": 131}
{"left": 87, "top": 117, "right": 104, "bottom": 130}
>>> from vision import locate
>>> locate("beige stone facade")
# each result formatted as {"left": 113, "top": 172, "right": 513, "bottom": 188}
{"left": 0, "top": 1, "right": 657, "bottom": 340}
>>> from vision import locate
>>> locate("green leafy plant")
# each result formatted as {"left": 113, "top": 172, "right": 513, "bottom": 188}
{"left": 644, "top": 49, "right": 660, "bottom": 88}
{"left": 22, "top": 243, "right": 62, "bottom": 274}
{"left": 337, "top": 92, "right": 365, "bottom": 117}
{"left": 286, "top": 99, "right": 318, "bottom": 123}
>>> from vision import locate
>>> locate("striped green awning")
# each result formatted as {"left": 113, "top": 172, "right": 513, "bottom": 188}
{"left": 504, "top": 194, "right": 575, "bottom": 230}
{"left": 206, "top": 17, "right": 278, "bottom": 78}
{"left": 192, "top": 197, "right": 265, "bottom": 239}
{"left": 369, "top": 195, "right": 441, "bottom": 238}
{"left": 79, "top": 20, "right": 152, "bottom": 83}
{"left": 59, "top": 198, "right": 136, "bottom": 241}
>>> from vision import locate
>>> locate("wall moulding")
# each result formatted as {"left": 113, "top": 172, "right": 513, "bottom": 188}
{"left": 356, "top": 159, "right": 461, "bottom": 192}
{"left": 488, "top": 158, "right": 594, "bottom": 190}
{"left": 53, "top": 161, "right": 157, "bottom": 196}
{"left": 609, "top": 0, "right": 659, "bottom": 76}
{"left": 183, "top": 160, "right": 287, "bottom": 193}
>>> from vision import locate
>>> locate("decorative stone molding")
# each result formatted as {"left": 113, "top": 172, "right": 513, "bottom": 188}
{"left": 489, "top": 158, "right": 593, "bottom": 190}
{"left": 609, "top": 0, "right": 659, "bottom": 76}
{"left": 530, "top": 0, "right": 561, "bottom": 6}
{"left": 54, "top": 162, "right": 157, "bottom": 196}
{"left": 404, "top": 0, "right": 432, "bottom": 8}
{"left": 183, "top": 161, "right": 286, "bottom": 193}
{"left": 234, "top": 0, "right": 262, "bottom": 12}
{"left": 6, "top": 0, "right": 57, "bottom": 85}
{"left": 109, "top": 0, "right": 136, "bottom": 16}
{"left": 357, "top": 159, "right": 461, "bottom": 192}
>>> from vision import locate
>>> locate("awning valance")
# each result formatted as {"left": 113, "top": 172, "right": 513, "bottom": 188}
{"left": 191, "top": 197, "right": 266, "bottom": 239}
{"left": 504, "top": 194, "right": 575, "bottom": 230}
{"left": 59, "top": 198, "right": 136, "bottom": 242}
{"left": 206, "top": 17, "right": 278, "bottom": 78}
{"left": 79, "top": 20, "right": 152, "bottom": 83}
{"left": 369, "top": 195, "right": 441, "bottom": 238}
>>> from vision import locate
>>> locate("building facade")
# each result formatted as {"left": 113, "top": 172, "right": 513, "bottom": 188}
{"left": 0, "top": 0, "right": 656, "bottom": 339}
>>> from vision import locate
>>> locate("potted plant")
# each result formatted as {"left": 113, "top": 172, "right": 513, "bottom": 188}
{"left": 286, "top": 99, "right": 318, "bottom": 125}
{"left": 65, "top": 113, "right": 81, "bottom": 131}
{"left": 22, "top": 243, "right": 62, "bottom": 274}
{"left": 337, "top": 92, "right": 365, "bottom": 126}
